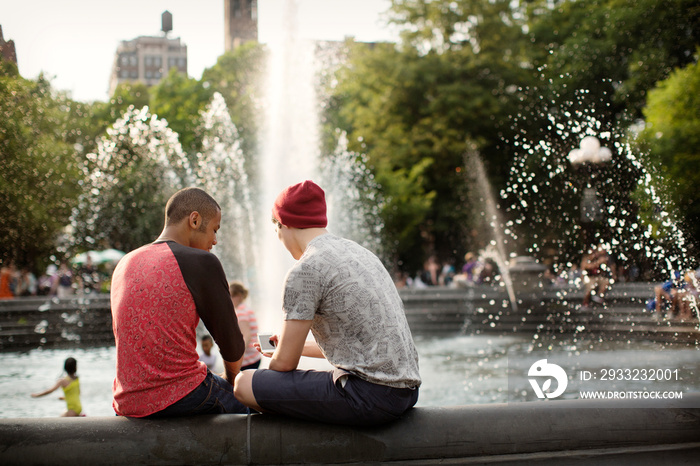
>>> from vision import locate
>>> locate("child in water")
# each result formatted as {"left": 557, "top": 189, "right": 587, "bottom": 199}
{"left": 31, "top": 357, "right": 82, "bottom": 416}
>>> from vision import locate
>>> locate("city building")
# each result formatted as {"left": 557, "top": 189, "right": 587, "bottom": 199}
{"left": 0, "top": 25, "right": 18, "bottom": 65}
{"left": 224, "top": 0, "right": 258, "bottom": 51}
{"left": 108, "top": 11, "right": 187, "bottom": 96}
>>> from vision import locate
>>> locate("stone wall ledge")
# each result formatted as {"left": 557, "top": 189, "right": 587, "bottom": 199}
{"left": 1, "top": 395, "right": 699, "bottom": 465}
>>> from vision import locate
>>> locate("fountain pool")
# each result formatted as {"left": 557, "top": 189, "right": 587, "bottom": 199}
{"left": 2, "top": 332, "right": 697, "bottom": 418}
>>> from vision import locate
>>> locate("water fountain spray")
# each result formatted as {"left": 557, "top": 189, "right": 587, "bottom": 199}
{"left": 463, "top": 144, "right": 518, "bottom": 314}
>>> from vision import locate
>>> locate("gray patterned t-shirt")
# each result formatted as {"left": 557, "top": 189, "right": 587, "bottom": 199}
{"left": 282, "top": 233, "right": 421, "bottom": 389}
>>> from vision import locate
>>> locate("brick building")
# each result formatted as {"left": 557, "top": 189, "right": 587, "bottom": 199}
{"left": 224, "top": 0, "right": 258, "bottom": 50}
{"left": 0, "top": 25, "right": 18, "bottom": 65}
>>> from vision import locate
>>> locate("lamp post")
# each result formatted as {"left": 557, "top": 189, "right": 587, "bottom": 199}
{"left": 567, "top": 136, "right": 612, "bottom": 249}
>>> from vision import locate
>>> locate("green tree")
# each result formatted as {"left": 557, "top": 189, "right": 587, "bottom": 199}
{"left": 109, "top": 82, "right": 150, "bottom": 121}
{"left": 0, "top": 56, "right": 18, "bottom": 77}
{"left": 61, "top": 82, "right": 153, "bottom": 158}
{"left": 639, "top": 56, "right": 700, "bottom": 247}
{"left": 149, "top": 68, "right": 214, "bottom": 156}
{"left": 0, "top": 72, "right": 83, "bottom": 268}
{"left": 504, "top": 0, "right": 700, "bottom": 268}
{"left": 326, "top": 0, "right": 532, "bottom": 272}
{"left": 527, "top": 0, "right": 700, "bottom": 124}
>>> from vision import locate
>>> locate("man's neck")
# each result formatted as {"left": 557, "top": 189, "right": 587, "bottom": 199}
{"left": 156, "top": 225, "right": 188, "bottom": 246}
{"left": 296, "top": 228, "right": 328, "bottom": 254}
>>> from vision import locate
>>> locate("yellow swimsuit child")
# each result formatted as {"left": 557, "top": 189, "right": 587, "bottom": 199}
{"left": 62, "top": 377, "right": 82, "bottom": 415}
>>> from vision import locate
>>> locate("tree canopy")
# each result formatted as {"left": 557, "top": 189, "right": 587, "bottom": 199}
{"left": 0, "top": 72, "right": 84, "bottom": 269}
{"left": 1, "top": 0, "right": 698, "bottom": 277}
{"left": 323, "top": 0, "right": 700, "bottom": 274}
{"left": 639, "top": 56, "right": 700, "bottom": 246}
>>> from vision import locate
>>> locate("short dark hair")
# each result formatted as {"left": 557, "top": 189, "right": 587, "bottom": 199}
{"left": 64, "top": 357, "right": 77, "bottom": 376}
{"left": 165, "top": 187, "right": 220, "bottom": 227}
{"left": 201, "top": 335, "right": 213, "bottom": 343}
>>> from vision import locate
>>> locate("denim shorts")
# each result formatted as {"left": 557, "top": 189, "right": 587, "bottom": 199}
{"left": 251, "top": 368, "right": 419, "bottom": 426}
{"left": 147, "top": 370, "right": 248, "bottom": 417}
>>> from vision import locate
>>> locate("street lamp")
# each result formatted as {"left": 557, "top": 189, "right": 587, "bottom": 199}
{"left": 567, "top": 136, "right": 612, "bottom": 247}
{"left": 567, "top": 136, "right": 612, "bottom": 165}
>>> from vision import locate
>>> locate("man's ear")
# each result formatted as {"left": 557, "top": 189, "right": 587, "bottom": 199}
{"left": 189, "top": 211, "right": 201, "bottom": 229}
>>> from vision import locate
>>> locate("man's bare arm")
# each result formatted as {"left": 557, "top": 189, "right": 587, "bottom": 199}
{"left": 268, "top": 319, "right": 313, "bottom": 372}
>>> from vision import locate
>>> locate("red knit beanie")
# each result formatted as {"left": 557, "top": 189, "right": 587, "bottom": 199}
{"left": 272, "top": 180, "right": 327, "bottom": 229}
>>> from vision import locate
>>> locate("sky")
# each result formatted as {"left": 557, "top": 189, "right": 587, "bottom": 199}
{"left": 0, "top": 0, "right": 398, "bottom": 102}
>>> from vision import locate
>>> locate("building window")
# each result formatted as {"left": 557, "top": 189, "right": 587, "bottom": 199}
{"left": 154, "top": 56, "right": 162, "bottom": 66}
{"left": 249, "top": 0, "right": 257, "bottom": 20}
{"left": 234, "top": 0, "right": 241, "bottom": 17}
{"left": 130, "top": 56, "right": 137, "bottom": 66}
{"left": 120, "top": 70, "right": 128, "bottom": 78}
{"left": 179, "top": 57, "right": 186, "bottom": 67}
{"left": 145, "top": 56, "right": 152, "bottom": 66}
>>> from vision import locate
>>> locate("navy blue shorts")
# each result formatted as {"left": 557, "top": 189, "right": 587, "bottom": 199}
{"left": 251, "top": 368, "right": 419, "bottom": 426}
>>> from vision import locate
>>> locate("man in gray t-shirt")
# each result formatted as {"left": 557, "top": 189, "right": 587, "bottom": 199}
{"left": 234, "top": 180, "right": 421, "bottom": 425}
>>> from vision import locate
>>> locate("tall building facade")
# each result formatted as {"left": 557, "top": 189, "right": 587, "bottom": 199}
{"left": 224, "top": 0, "right": 258, "bottom": 50}
{"left": 0, "top": 25, "right": 18, "bottom": 65}
{"left": 108, "top": 12, "right": 187, "bottom": 96}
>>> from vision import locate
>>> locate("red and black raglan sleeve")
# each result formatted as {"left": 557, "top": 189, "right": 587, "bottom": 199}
{"left": 168, "top": 242, "right": 245, "bottom": 362}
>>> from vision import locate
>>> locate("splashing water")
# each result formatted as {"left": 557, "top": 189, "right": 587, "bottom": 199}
{"left": 197, "top": 93, "right": 257, "bottom": 282}
{"left": 253, "top": 0, "right": 322, "bottom": 329}
{"left": 321, "top": 131, "right": 385, "bottom": 258}
{"left": 248, "top": 3, "right": 386, "bottom": 330}
{"left": 463, "top": 146, "right": 518, "bottom": 313}
{"left": 501, "top": 86, "right": 699, "bottom": 343}
{"left": 71, "top": 105, "right": 193, "bottom": 250}
{"left": 504, "top": 91, "right": 693, "bottom": 281}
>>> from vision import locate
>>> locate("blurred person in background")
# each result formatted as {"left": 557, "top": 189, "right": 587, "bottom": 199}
{"left": 230, "top": 281, "right": 262, "bottom": 371}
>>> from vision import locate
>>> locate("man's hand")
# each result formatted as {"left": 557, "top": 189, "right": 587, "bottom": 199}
{"left": 254, "top": 334, "right": 279, "bottom": 358}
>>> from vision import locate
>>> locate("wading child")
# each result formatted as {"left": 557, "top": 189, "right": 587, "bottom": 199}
{"left": 31, "top": 357, "right": 82, "bottom": 417}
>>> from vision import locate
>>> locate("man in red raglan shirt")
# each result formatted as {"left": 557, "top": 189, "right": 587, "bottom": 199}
{"left": 111, "top": 187, "right": 247, "bottom": 417}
